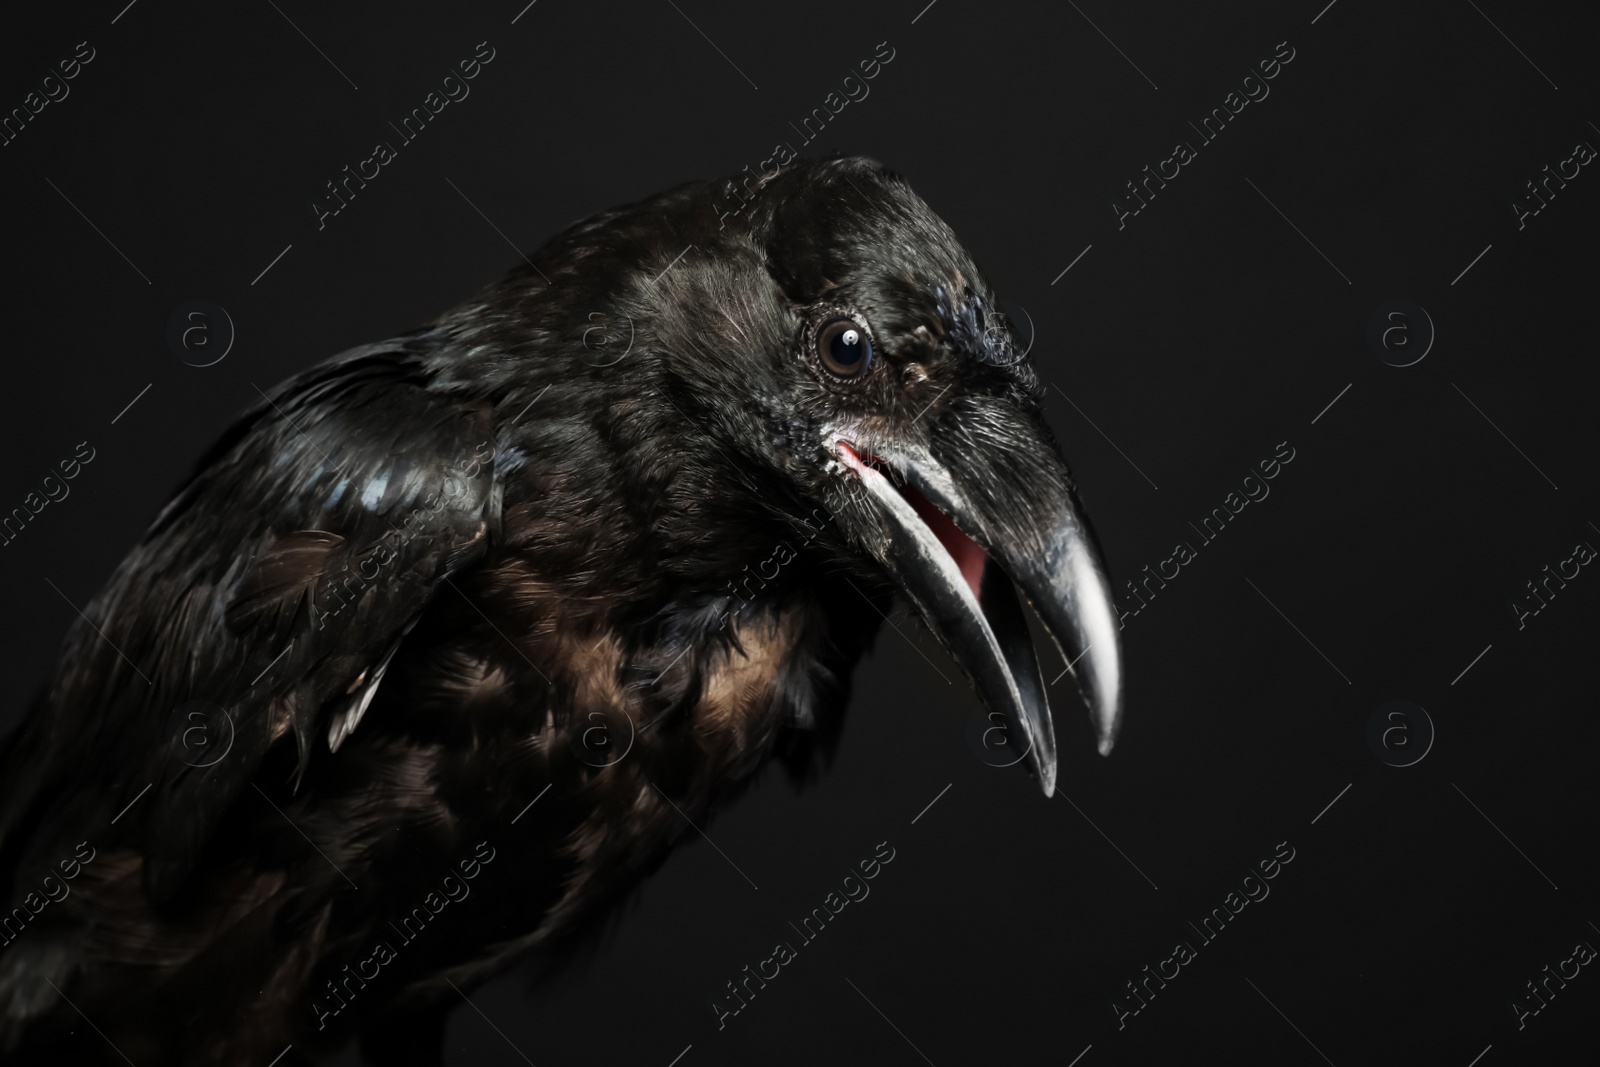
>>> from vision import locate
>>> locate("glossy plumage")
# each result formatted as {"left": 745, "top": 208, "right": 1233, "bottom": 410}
{"left": 0, "top": 157, "right": 1120, "bottom": 1065}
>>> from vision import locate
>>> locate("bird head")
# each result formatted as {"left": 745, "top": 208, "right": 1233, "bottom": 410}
{"left": 462, "top": 157, "right": 1123, "bottom": 795}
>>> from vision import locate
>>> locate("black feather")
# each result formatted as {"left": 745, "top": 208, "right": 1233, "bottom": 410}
{"left": 0, "top": 158, "right": 1032, "bottom": 1065}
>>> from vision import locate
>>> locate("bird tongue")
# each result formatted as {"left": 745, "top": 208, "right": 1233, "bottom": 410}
{"left": 904, "top": 484, "right": 988, "bottom": 601}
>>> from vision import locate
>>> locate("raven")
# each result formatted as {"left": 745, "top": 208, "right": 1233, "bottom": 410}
{"left": 0, "top": 157, "right": 1121, "bottom": 1065}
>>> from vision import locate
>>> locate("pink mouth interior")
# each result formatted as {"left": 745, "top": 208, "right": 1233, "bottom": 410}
{"left": 840, "top": 442, "right": 988, "bottom": 601}
{"left": 906, "top": 485, "right": 988, "bottom": 600}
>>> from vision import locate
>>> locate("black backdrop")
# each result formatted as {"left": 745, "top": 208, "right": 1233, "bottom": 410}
{"left": 2, "top": 1, "right": 1598, "bottom": 1064}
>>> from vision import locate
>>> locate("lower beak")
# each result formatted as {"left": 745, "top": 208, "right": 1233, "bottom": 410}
{"left": 831, "top": 437, "right": 1122, "bottom": 796}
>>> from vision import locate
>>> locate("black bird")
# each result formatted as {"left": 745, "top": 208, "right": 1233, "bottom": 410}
{"left": 0, "top": 157, "right": 1122, "bottom": 1065}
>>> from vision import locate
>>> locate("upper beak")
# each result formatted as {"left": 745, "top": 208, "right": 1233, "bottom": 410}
{"left": 828, "top": 412, "right": 1122, "bottom": 796}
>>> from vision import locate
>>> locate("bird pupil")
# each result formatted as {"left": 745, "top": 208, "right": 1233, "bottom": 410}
{"left": 834, "top": 328, "right": 861, "bottom": 364}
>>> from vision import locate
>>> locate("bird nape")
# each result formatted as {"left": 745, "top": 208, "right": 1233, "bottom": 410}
{"left": 0, "top": 157, "right": 1122, "bottom": 1065}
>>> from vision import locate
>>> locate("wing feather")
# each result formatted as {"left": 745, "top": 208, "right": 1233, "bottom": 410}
{"left": 0, "top": 341, "right": 501, "bottom": 906}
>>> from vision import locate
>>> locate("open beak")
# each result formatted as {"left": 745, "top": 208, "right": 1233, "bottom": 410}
{"left": 829, "top": 423, "right": 1122, "bottom": 796}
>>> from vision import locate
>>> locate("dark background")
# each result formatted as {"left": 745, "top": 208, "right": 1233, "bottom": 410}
{"left": 3, "top": 0, "right": 1598, "bottom": 1063}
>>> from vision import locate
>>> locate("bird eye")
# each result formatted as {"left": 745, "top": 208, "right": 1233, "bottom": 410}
{"left": 817, "top": 317, "right": 873, "bottom": 379}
